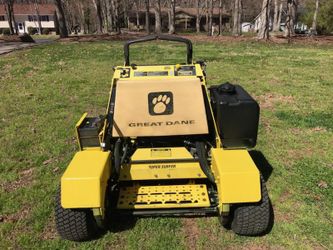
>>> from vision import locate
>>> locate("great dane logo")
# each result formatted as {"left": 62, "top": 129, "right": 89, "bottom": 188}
{"left": 148, "top": 92, "right": 173, "bottom": 115}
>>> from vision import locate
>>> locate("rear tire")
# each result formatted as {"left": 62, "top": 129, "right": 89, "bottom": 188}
{"left": 55, "top": 188, "right": 101, "bottom": 241}
{"left": 230, "top": 176, "right": 272, "bottom": 236}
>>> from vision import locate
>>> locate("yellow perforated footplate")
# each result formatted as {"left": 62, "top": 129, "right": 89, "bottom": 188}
{"left": 117, "top": 184, "right": 210, "bottom": 209}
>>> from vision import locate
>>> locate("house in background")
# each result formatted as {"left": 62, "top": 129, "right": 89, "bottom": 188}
{"left": 0, "top": 4, "right": 56, "bottom": 34}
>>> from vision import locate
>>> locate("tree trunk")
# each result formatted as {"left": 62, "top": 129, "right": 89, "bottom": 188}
{"left": 54, "top": 0, "right": 68, "bottom": 38}
{"left": 168, "top": 0, "right": 175, "bottom": 34}
{"left": 123, "top": 0, "right": 129, "bottom": 29}
{"left": 277, "top": 2, "right": 282, "bottom": 31}
{"left": 145, "top": 0, "right": 150, "bottom": 34}
{"left": 284, "top": 0, "right": 297, "bottom": 38}
{"left": 78, "top": 1, "right": 86, "bottom": 34}
{"left": 311, "top": 0, "right": 319, "bottom": 34}
{"left": 218, "top": 0, "right": 223, "bottom": 35}
{"left": 33, "top": 0, "right": 43, "bottom": 35}
{"left": 4, "top": 3, "right": 14, "bottom": 35}
{"left": 207, "top": 0, "right": 213, "bottom": 36}
{"left": 92, "top": 0, "right": 103, "bottom": 33}
{"left": 111, "top": 0, "right": 120, "bottom": 34}
{"left": 196, "top": 0, "right": 201, "bottom": 33}
{"left": 4, "top": 0, "right": 17, "bottom": 35}
{"left": 232, "top": 0, "right": 242, "bottom": 36}
{"left": 134, "top": 0, "right": 140, "bottom": 29}
{"left": 257, "top": 0, "right": 271, "bottom": 40}
{"left": 101, "top": 0, "right": 108, "bottom": 33}
{"left": 205, "top": 0, "right": 208, "bottom": 31}
{"left": 105, "top": 0, "right": 113, "bottom": 32}
{"left": 153, "top": 0, "right": 161, "bottom": 33}
{"left": 272, "top": 0, "right": 279, "bottom": 32}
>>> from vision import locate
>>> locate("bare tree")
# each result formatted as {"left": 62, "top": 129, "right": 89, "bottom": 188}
{"left": 232, "top": 0, "right": 242, "bottom": 36}
{"left": 311, "top": 0, "right": 319, "bottom": 34}
{"left": 205, "top": 0, "right": 208, "bottom": 31}
{"left": 32, "top": 0, "right": 42, "bottom": 35}
{"left": 3, "top": 0, "right": 17, "bottom": 35}
{"left": 123, "top": 0, "right": 129, "bottom": 29}
{"left": 277, "top": 1, "right": 282, "bottom": 32}
{"left": 54, "top": 0, "right": 68, "bottom": 38}
{"left": 104, "top": 0, "right": 113, "bottom": 32}
{"left": 195, "top": 0, "right": 204, "bottom": 33}
{"left": 257, "top": 0, "right": 271, "bottom": 40}
{"left": 168, "top": 0, "right": 175, "bottom": 34}
{"left": 92, "top": 0, "right": 103, "bottom": 33}
{"left": 207, "top": 0, "right": 213, "bottom": 36}
{"left": 272, "top": 0, "right": 279, "bottom": 32}
{"left": 145, "top": 0, "right": 150, "bottom": 34}
{"left": 111, "top": 0, "right": 120, "bottom": 33}
{"left": 134, "top": 0, "right": 140, "bottom": 29}
{"left": 153, "top": 0, "right": 161, "bottom": 33}
{"left": 218, "top": 0, "right": 223, "bottom": 35}
{"left": 284, "top": 0, "right": 297, "bottom": 38}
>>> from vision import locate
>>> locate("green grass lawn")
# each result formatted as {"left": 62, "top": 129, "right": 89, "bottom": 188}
{"left": 0, "top": 39, "right": 332, "bottom": 249}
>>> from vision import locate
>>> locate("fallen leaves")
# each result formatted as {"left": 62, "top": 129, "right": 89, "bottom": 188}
{"left": 318, "top": 180, "right": 328, "bottom": 189}
{"left": 1, "top": 168, "right": 35, "bottom": 192}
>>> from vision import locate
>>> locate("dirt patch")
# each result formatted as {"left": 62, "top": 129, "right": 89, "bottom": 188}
{"left": 182, "top": 218, "right": 200, "bottom": 250}
{"left": 274, "top": 208, "right": 293, "bottom": 223}
{"left": 238, "top": 243, "right": 272, "bottom": 250}
{"left": 58, "top": 32, "right": 144, "bottom": 43}
{"left": 41, "top": 216, "right": 58, "bottom": 240}
{"left": 287, "top": 147, "right": 312, "bottom": 160}
{"left": 0, "top": 167, "right": 35, "bottom": 192}
{"left": 309, "top": 126, "right": 327, "bottom": 133}
{"left": 0, "top": 205, "right": 33, "bottom": 248}
{"left": 0, "top": 34, "right": 35, "bottom": 43}
{"left": 274, "top": 191, "right": 293, "bottom": 222}
{"left": 185, "top": 34, "right": 333, "bottom": 45}
{"left": 255, "top": 93, "right": 294, "bottom": 110}
{"left": 0, "top": 205, "right": 32, "bottom": 224}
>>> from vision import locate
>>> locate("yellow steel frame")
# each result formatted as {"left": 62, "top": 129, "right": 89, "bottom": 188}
{"left": 119, "top": 148, "right": 207, "bottom": 180}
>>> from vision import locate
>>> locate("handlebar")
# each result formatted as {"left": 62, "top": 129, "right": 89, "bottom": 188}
{"left": 124, "top": 34, "right": 193, "bottom": 66}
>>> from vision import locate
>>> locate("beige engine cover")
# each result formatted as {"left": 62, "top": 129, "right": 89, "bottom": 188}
{"left": 112, "top": 77, "right": 209, "bottom": 137}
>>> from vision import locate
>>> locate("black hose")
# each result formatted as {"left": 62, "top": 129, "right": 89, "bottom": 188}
{"left": 195, "top": 142, "right": 215, "bottom": 184}
{"left": 114, "top": 139, "right": 121, "bottom": 175}
{"left": 120, "top": 143, "right": 129, "bottom": 165}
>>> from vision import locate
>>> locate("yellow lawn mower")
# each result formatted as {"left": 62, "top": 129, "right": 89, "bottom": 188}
{"left": 55, "top": 35, "right": 272, "bottom": 241}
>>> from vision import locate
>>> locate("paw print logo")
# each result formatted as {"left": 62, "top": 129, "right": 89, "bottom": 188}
{"left": 148, "top": 92, "right": 173, "bottom": 116}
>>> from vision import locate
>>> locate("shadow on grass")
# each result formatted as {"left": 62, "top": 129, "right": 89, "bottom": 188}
{"left": 107, "top": 214, "right": 137, "bottom": 233}
{"left": 249, "top": 150, "right": 273, "bottom": 182}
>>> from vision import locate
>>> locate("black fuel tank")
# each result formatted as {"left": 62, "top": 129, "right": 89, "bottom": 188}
{"left": 209, "top": 83, "right": 260, "bottom": 148}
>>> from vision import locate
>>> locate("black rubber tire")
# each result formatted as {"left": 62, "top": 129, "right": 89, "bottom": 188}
{"left": 230, "top": 176, "right": 272, "bottom": 236}
{"left": 55, "top": 189, "right": 101, "bottom": 241}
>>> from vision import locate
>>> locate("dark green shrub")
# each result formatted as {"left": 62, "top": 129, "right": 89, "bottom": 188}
{"left": 2, "top": 28, "right": 11, "bottom": 35}
{"left": 27, "top": 26, "right": 38, "bottom": 35}
{"left": 42, "top": 28, "right": 50, "bottom": 35}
